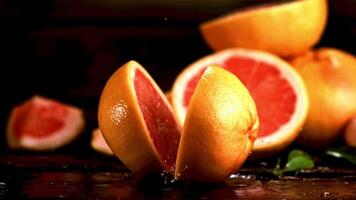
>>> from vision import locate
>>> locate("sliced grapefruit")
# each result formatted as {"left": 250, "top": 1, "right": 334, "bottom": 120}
{"left": 175, "top": 66, "right": 259, "bottom": 182}
{"left": 171, "top": 48, "right": 309, "bottom": 156}
{"left": 91, "top": 128, "right": 113, "bottom": 155}
{"left": 98, "top": 61, "right": 181, "bottom": 174}
{"left": 200, "top": 0, "right": 328, "bottom": 57}
{"left": 7, "top": 96, "right": 85, "bottom": 150}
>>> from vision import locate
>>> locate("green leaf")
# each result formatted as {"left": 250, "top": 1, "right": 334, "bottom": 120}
{"left": 287, "top": 149, "right": 312, "bottom": 162}
{"left": 326, "top": 147, "right": 356, "bottom": 165}
{"left": 283, "top": 156, "right": 314, "bottom": 173}
{"left": 269, "top": 149, "right": 314, "bottom": 176}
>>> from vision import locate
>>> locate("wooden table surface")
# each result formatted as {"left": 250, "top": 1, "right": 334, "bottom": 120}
{"left": 0, "top": 152, "right": 355, "bottom": 199}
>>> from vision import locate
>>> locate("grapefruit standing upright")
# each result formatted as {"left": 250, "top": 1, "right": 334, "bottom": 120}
{"left": 175, "top": 66, "right": 259, "bottom": 182}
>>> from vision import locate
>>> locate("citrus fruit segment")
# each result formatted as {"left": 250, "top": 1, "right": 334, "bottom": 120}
{"left": 7, "top": 96, "right": 85, "bottom": 150}
{"left": 290, "top": 48, "right": 356, "bottom": 147}
{"left": 98, "top": 61, "right": 181, "bottom": 174}
{"left": 200, "top": 0, "right": 328, "bottom": 57}
{"left": 91, "top": 128, "right": 113, "bottom": 155}
{"left": 175, "top": 66, "right": 259, "bottom": 182}
{"left": 172, "top": 49, "right": 308, "bottom": 156}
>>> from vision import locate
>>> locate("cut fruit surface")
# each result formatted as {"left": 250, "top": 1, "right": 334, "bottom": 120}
{"left": 7, "top": 96, "right": 85, "bottom": 150}
{"left": 175, "top": 66, "right": 259, "bottom": 182}
{"left": 91, "top": 128, "right": 113, "bottom": 155}
{"left": 171, "top": 49, "right": 309, "bottom": 156}
{"left": 98, "top": 61, "right": 181, "bottom": 174}
{"left": 200, "top": 0, "right": 328, "bottom": 57}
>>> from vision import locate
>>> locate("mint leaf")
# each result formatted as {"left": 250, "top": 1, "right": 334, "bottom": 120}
{"left": 283, "top": 156, "right": 314, "bottom": 173}
{"left": 288, "top": 149, "right": 312, "bottom": 161}
{"left": 326, "top": 147, "right": 356, "bottom": 165}
{"left": 269, "top": 149, "right": 314, "bottom": 176}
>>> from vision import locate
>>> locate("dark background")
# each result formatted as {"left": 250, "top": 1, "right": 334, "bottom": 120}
{"left": 0, "top": 0, "right": 355, "bottom": 151}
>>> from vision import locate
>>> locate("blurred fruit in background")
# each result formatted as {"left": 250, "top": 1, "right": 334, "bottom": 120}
{"left": 290, "top": 48, "right": 356, "bottom": 147}
{"left": 91, "top": 128, "right": 113, "bottom": 155}
{"left": 200, "top": 0, "right": 328, "bottom": 57}
{"left": 345, "top": 118, "right": 356, "bottom": 148}
{"left": 7, "top": 96, "right": 85, "bottom": 150}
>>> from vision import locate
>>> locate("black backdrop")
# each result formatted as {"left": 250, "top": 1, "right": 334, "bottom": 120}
{"left": 0, "top": 0, "right": 354, "bottom": 151}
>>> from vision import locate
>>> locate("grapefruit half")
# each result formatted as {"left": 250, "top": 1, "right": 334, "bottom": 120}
{"left": 175, "top": 66, "right": 259, "bottom": 182}
{"left": 200, "top": 0, "right": 328, "bottom": 57}
{"left": 7, "top": 96, "right": 85, "bottom": 150}
{"left": 98, "top": 61, "right": 181, "bottom": 174}
{"left": 171, "top": 49, "right": 309, "bottom": 156}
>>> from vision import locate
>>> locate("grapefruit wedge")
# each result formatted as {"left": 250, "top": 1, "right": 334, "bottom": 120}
{"left": 175, "top": 66, "right": 259, "bottom": 182}
{"left": 98, "top": 61, "right": 181, "bottom": 174}
{"left": 7, "top": 96, "right": 85, "bottom": 150}
{"left": 171, "top": 49, "right": 309, "bottom": 156}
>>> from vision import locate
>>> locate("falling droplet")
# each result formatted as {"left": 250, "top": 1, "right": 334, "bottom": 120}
{"left": 323, "top": 192, "right": 330, "bottom": 197}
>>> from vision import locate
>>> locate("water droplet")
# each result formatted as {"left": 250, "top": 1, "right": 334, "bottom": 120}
{"left": 110, "top": 101, "right": 128, "bottom": 125}
{"left": 323, "top": 192, "right": 330, "bottom": 197}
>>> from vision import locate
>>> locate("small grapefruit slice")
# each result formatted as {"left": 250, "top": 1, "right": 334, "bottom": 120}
{"left": 91, "top": 128, "right": 113, "bottom": 155}
{"left": 7, "top": 96, "right": 85, "bottom": 150}
{"left": 200, "top": 0, "right": 328, "bottom": 57}
{"left": 171, "top": 49, "right": 309, "bottom": 156}
{"left": 175, "top": 66, "right": 259, "bottom": 182}
{"left": 98, "top": 61, "right": 181, "bottom": 174}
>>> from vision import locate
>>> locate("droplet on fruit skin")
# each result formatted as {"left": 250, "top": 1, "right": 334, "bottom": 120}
{"left": 109, "top": 101, "right": 128, "bottom": 126}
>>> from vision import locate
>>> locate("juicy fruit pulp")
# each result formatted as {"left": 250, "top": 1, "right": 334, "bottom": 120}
{"left": 184, "top": 56, "right": 296, "bottom": 138}
{"left": 98, "top": 61, "right": 181, "bottom": 174}
{"left": 134, "top": 69, "right": 180, "bottom": 171}
{"left": 7, "top": 96, "right": 84, "bottom": 150}
{"left": 13, "top": 99, "right": 69, "bottom": 138}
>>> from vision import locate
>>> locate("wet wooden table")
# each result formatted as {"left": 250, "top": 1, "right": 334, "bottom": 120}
{"left": 1, "top": 152, "right": 355, "bottom": 199}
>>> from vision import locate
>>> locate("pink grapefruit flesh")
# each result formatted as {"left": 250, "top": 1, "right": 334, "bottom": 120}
{"left": 183, "top": 56, "right": 296, "bottom": 138}
{"left": 134, "top": 69, "right": 180, "bottom": 171}
{"left": 7, "top": 96, "right": 85, "bottom": 150}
